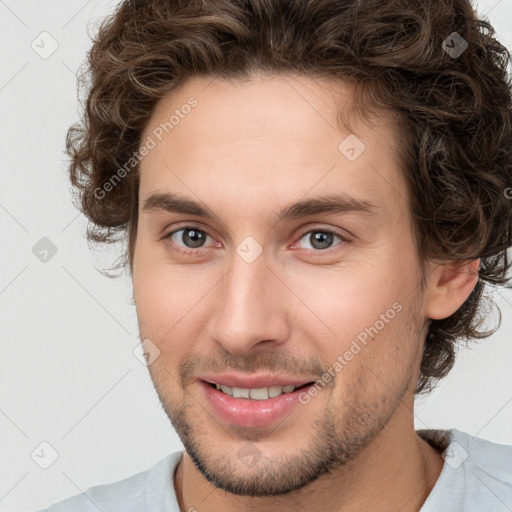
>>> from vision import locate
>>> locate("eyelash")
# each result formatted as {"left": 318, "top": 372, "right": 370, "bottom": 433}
{"left": 163, "top": 224, "right": 348, "bottom": 258}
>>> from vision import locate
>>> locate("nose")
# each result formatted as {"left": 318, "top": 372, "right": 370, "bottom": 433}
{"left": 207, "top": 250, "right": 290, "bottom": 355}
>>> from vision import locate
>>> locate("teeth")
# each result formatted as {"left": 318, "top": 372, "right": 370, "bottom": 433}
{"left": 250, "top": 387, "right": 269, "bottom": 400}
{"left": 268, "top": 386, "right": 283, "bottom": 398}
{"left": 214, "top": 383, "right": 299, "bottom": 400}
{"left": 232, "top": 387, "right": 250, "bottom": 399}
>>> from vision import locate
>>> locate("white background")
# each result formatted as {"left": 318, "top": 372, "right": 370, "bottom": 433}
{"left": 1, "top": 1, "right": 511, "bottom": 511}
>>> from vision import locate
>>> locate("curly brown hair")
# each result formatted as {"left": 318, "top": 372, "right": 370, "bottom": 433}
{"left": 67, "top": 0, "right": 512, "bottom": 395}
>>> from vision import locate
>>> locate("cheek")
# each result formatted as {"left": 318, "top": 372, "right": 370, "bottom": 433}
{"left": 133, "top": 253, "right": 216, "bottom": 366}
{"left": 134, "top": 238, "right": 188, "bottom": 313}
{"left": 293, "top": 264, "right": 408, "bottom": 340}
{"left": 133, "top": 251, "right": 184, "bottom": 336}
{"left": 285, "top": 253, "right": 418, "bottom": 381}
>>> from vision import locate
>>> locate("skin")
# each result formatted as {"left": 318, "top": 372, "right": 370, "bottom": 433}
{"left": 131, "top": 73, "right": 480, "bottom": 511}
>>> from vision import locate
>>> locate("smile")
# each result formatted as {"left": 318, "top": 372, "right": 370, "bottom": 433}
{"left": 209, "top": 382, "right": 314, "bottom": 400}
{"left": 200, "top": 380, "right": 317, "bottom": 428}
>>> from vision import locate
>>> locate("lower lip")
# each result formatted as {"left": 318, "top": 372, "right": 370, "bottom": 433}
{"left": 199, "top": 380, "right": 314, "bottom": 428}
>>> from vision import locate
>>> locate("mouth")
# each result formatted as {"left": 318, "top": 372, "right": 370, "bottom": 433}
{"left": 204, "top": 380, "right": 315, "bottom": 400}
{"left": 199, "top": 379, "right": 317, "bottom": 428}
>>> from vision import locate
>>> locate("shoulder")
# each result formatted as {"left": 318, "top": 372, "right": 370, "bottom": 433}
{"left": 419, "top": 428, "right": 512, "bottom": 512}
{"left": 35, "top": 451, "right": 183, "bottom": 512}
{"left": 452, "top": 428, "right": 512, "bottom": 479}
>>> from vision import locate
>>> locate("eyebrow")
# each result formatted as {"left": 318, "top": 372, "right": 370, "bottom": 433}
{"left": 141, "top": 191, "right": 378, "bottom": 224}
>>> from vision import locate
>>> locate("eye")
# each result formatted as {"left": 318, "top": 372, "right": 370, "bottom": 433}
{"left": 295, "top": 229, "right": 347, "bottom": 252}
{"left": 164, "top": 226, "right": 215, "bottom": 256}
{"left": 163, "top": 225, "right": 348, "bottom": 258}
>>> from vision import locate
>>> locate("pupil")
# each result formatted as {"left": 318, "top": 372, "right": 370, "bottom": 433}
{"left": 184, "top": 229, "right": 205, "bottom": 248}
{"left": 311, "top": 231, "right": 332, "bottom": 250}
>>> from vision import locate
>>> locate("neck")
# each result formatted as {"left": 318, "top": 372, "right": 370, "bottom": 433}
{"left": 173, "top": 407, "right": 445, "bottom": 512}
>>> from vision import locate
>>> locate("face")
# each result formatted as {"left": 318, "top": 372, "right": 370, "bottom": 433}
{"left": 132, "top": 74, "right": 429, "bottom": 496}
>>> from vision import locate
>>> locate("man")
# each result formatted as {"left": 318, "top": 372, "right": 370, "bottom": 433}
{"left": 40, "top": 0, "right": 512, "bottom": 510}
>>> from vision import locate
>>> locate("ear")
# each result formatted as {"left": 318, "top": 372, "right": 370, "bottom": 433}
{"left": 424, "top": 258, "right": 480, "bottom": 320}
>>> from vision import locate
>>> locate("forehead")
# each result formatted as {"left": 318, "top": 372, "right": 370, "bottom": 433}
{"left": 138, "top": 74, "right": 408, "bottom": 222}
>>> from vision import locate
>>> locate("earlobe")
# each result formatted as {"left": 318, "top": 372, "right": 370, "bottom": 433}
{"left": 424, "top": 258, "right": 480, "bottom": 320}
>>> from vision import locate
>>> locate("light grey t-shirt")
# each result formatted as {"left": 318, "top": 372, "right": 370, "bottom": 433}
{"left": 37, "top": 429, "right": 512, "bottom": 511}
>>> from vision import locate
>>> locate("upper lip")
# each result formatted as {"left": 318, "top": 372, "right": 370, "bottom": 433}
{"left": 198, "top": 373, "right": 317, "bottom": 389}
